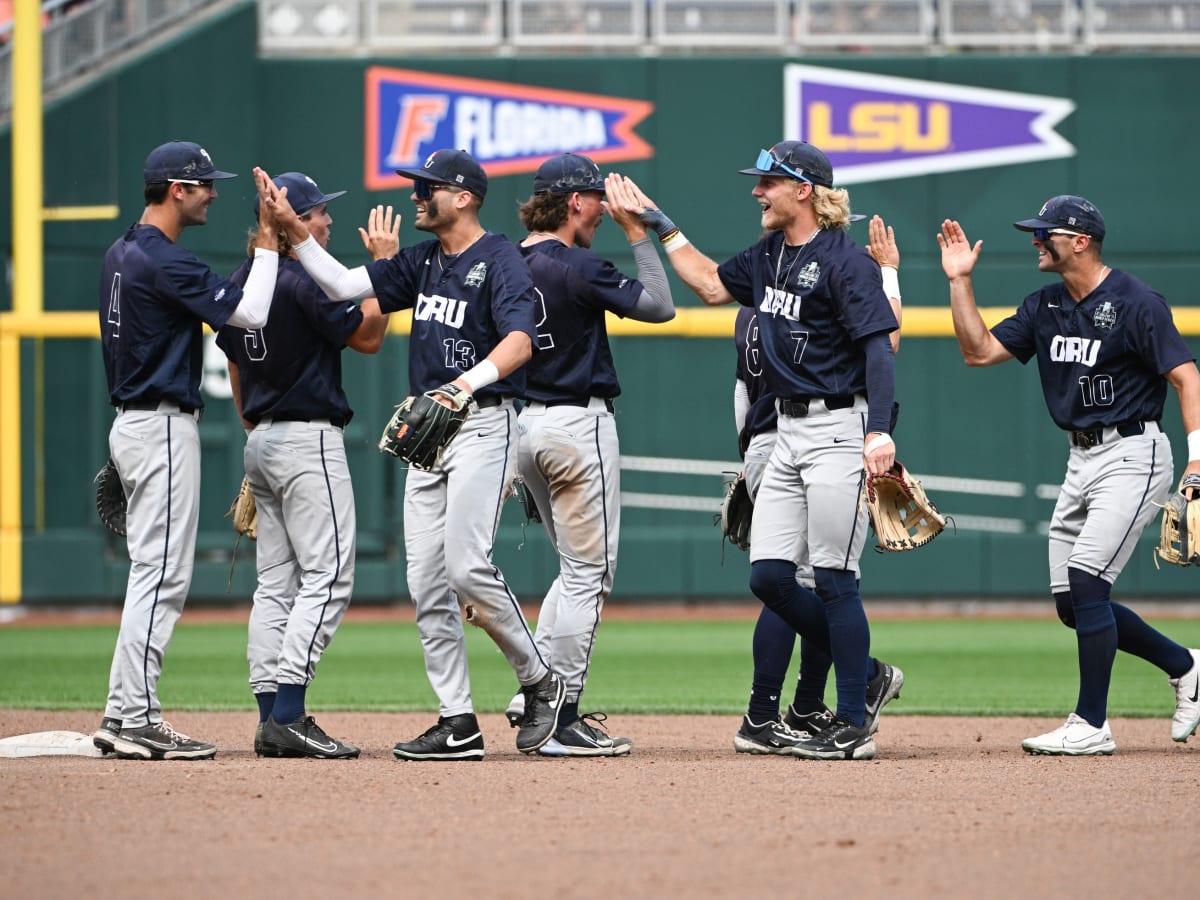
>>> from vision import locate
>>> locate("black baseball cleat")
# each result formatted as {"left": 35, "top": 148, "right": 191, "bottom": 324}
{"left": 259, "top": 715, "right": 360, "bottom": 759}
{"left": 539, "top": 713, "right": 633, "bottom": 757}
{"left": 92, "top": 716, "right": 121, "bottom": 755}
{"left": 516, "top": 670, "right": 566, "bottom": 754}
{"left": 793, "top": 716, "right": 876, "bottom": 761}
{"left": 733, "top": 715, "right": 807, "bottom": 755}
{"left": 393, "top": 714, "right": 485, "bottom": 761}
{"left": 254, "top": 722, "right": 265, "bottom": 757}
{"left": 112, "top": 721, "right": 217, "bottom": 760}
{"left": 504, "top": 690, "right": 525, "bottom": 728}
{"left": 782, "top": 703, "right": 835, "bottom": 737}
{"left": 864, "top": 660, "right": 904, "bottom": 735}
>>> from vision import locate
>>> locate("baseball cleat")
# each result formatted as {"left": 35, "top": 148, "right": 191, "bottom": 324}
{"left": 259, "top": 715, "right": 360, "bottom": 759}
{"left": 783, "top": 703, "right": 835, "bottom": 738}
{"left": 539, "top": 713, "right": 632, "bottom": 758}
{"left": 864, "top": 660, "right": 904, "bottom": 735}
{"left": 393, "top": 714, "right": 484, "bottom": 761}
{"left": 1022, "top": 714, "right": 1116, "bottom": 756}
{"left": 733, "top": 715, "right": 808, "bottom": 756}
{"left": 504, "top": 691, "right": 525, "bottom": 728}
{"left": 254, "top": 721, "right": 265, "bottom": 757}
{"left": 792, "top": 717, "right": 877, "bottom": 760}
{"left": 1169, "top": 648, "right": 1200, "bottom": 742}
{"left": 516, "top": 670, "right": 566, "bottom": 754}
{"left": 92, "top": 716, "right": 121, "bottom": 755}
{"left": 112, "top": 721, "right": 217, "bottom": 760}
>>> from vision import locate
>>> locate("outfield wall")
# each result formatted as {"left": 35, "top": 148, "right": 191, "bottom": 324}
{"left": 2, "top": 5, "right": 1199, "bottom": 602}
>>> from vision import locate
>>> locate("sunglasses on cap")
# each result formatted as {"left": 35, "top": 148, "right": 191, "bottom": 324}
{"left": 756, "top": 149, "right": 813, "bottom": 185}
{"left": 413, "top": 180, "right": 465, "bottom": 200}
{"left": 1033, "top": 227, "right": 1088, "bottom": 241}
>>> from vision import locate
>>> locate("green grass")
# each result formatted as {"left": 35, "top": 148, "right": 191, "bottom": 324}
{"left": 2, "top": 617, "right": 1199, "bottom": 717}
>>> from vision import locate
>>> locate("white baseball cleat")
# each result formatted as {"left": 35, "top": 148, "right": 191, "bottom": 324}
{"left": 1169, "top": 648, "right": 1200, "bottom": 742}
{"left": 1022, "top": 713, "right": 1115, "bottom": 756}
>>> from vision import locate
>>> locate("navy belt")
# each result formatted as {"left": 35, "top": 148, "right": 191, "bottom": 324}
{"left": 543, "top": 397, "right": 615, "bottom": 413}
{"left": 778, "top": 395, "right": 855, "bottom": 418}
{"left": 475, "top": 395, "right": 511, "bottom": 409}
{"left": 118, "top": 399, "right": 198, "bottom": 415}
{"left": 1070, "top": 421, "right": 1149, "bottom": 449}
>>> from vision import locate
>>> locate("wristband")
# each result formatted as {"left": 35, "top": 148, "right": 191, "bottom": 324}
{"left": 1188, "top": 430, "right": 1200, "bottom": 462}
{"left": 864, "top": 433, "right": 895, "bottom": 455}
{"left": 638, "top": 207, "right": 679, "bottom": 242}
{"left": 880, "top": 265, "right": 901, "bottom": 301}
{"left": 663, "top": 232, "right": 690, "bottom": 254}
{"left": 460, "top": 359, "right": 499, "bottom": 395}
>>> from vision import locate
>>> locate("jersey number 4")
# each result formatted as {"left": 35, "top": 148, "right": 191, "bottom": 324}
{"left": 106, "top": 273, "right": 121, "bottom": 338}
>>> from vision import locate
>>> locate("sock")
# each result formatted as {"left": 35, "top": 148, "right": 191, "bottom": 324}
{"left": 1058, "top": 588, "right": 1192, "bottom": 678}
{"left": 747, "top": 606, "right": 798, "bottom": 722}
{"left": 749, "top": 560, "right": 831, "bottom": 645}
{"left": 559, "top": 702, "right": 579, "bottom": 727}
{"left": 791, "top": 637, "right": 833, "bottom": 713}
{"left": 814, "top": 567, "right": 870, "bottom": 728}
{"left": 1068, "top": 569, "right": 1117, "bottom": 727}
{"left": 255, "top": 691, "right": 276, "bottom": 724}
{"left": 272, "top": 683, "right": 307, "bottom": 725}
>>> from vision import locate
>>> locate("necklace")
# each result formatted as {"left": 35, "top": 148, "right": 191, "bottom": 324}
{"left": 1092, "top": 265, "right": 1110, "bottom": 295}
{"left": 774, "top": 226, "right": 821, "bottom": 290}
{"left": 437, "top": 229, "right": 487, "bottom": 274}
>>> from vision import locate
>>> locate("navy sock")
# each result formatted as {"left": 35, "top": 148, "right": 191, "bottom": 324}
{"left": 1058, "top": 583, "right": 1192, "bottom": 680}
{"left": 559, "top": 702, "right": 579, "bottom": 727}
{"left": 791, "top": 637, "right": 833, "bottom": 713}
{"left": 272, "top": 684, "right": 307, "bottom": 725}
{"left": 748, "top": 606, "right": 797, "bottom": 722}
{"left": 1068, "top": 569, "right": 1117, "bottom": 727}
{"left": 814, "top": 567, "right": 870, "bottom": 728}
{"left": 255, "top": 692, "right": 276, "bottom": 724}
{"left": 749, "top": 560, "right": 830, "bottom": 642}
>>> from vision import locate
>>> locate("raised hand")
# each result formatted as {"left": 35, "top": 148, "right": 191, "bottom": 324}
{"left": 937, "top": 219, "right": 983, "bottom": 280}
{"left": 866, "top": 215, "right": 899, "bottom": 269}
{"left": 360, "top": 204, "right": 401, "bottom": 261}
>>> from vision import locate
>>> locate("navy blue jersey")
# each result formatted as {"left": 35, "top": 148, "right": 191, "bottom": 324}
{"left": 216, "top": 257, "right": 364, "bottom": 427}
{"left": 518, "top": 240, "right": 641, "bottom": 402}
{"left": 717, "top": 228, "right": 897, "bottom": 399}
{"left": 99, "top": 223, "right": 247, "bottom": 409}
{"left": 735, "top": 306, "right": 778, "bottom": 437}
{"left": 991, "top": 268, "right": 1194, "bottom": 431}
{"left": 366, "top": 232, "right": 536, "bottom": 398}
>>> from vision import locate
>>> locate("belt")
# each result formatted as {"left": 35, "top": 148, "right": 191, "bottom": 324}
{"left": 256, "top": 417, "right": 343, "bottom": 429}
{"left": 475, "top": 395, "right": 511, "bottom": 409}
{"left": 117, "top": 399, "right": 199, "bottom": 416}
{"left": 778, "top": 395, "right": 856, "bottom": 418}
{"left": 543, "top": 397, "right": 615, "bottom": 413}
{"left": 1069, "top": 421, "right": 1156, "bottom": 449}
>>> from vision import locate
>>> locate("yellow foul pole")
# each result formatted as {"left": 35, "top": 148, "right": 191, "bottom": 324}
{"left": 1, "top": 0, "right": 44, "bottom": 601}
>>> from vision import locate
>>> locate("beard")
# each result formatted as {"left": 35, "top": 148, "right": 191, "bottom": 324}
{"left": 415, "top": 196, "right": 445, "bottom": 233}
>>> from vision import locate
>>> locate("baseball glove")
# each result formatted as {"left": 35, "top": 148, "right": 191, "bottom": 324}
{"left": 224, "top": 475, "right": 257, "bottom": 541}
{"left": 1153, "top": 475, "right": 1200, "bottom": 568}
{"left": 720, "top": 472, "right": 753, "bottom": 551}
{"left": 378, "top": 383, "right": 472, "bottom": 470}
{"left": 94, "top": 458, "right": 127, "bottom": 537}
{"left": 864, "top": 461, "right": 946, "bottom": 552}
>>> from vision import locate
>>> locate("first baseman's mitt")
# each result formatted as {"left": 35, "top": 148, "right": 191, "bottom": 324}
{"left": 94, "top": 458, "right": 127, "bottom": 537}
{"left": 864, "top": 461, "right": 946, "bottom": 552}
{"left": 1153, "top": 474, "right": 1200, "bottom": 568}
{"left": 378, "top": 383, "right": 472, "bottom": 470}
{"left": 720, "top": 473, "right": 753, "bottom": 551}
{"left": 225, "top": 475, "right": 257, "bottom": 541}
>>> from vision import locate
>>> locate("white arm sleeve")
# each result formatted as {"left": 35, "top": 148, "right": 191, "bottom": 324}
{"left": 734, "top": 378, "right": 750, "bottom": 435}
{"left": 293, "top": 235, "right": 375, "bottom": 301}
{"left": 225, "top": 249, "right": 278, "bottom": 330}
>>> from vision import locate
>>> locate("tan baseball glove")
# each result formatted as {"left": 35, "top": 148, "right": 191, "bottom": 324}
{"left": 225, "top": 475, "right": 257, "bottom": 541}
{"left": 1154, "top": 474, "right": 1200, "bottom": 568}
{"left": 719, "top": 473, "right": 753, "bottom": 551}
{"left": 864, "top": 461, "right": 946, "bottom": 552}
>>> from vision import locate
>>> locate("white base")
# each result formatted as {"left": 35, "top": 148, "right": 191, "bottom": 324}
{"left": 0, "top": 730, "right": 104, "bottom": 758}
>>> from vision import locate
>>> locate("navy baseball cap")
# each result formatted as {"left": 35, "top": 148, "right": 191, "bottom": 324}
{"left": 739, "top": 140, "right": 834, "bottom": 188}
{"left": 395, "top": 148, "right": 488, "bottom": 198}
{"left": 1013, "top": 195, "right": 1106, "bottom": 240}
{"left": 143, "top": 141, "right": 236, "bottom": 184}
{"left": 533, "top": 153, "right": 605, "bottom": 194}
{"left": 254, "top": 172, "right": 346, "bottom": 220}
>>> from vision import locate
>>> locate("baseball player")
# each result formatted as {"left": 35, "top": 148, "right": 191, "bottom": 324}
{"left": 93, "top": 141, "right": 282, "bottom": 760}
{"left": 939, "top": 196, "right": 1200, "bottom": 754}
{"left": 732, "top": 214, "right": 906, "bottom": 755}
{"left": 620, "top": 141, "right": 899, "bottom": 760}
{"left": 217, "top": 172, "right": 392, "bottom": 759}
{"left": 260, "top": 149, "right": 566, "bottom": 760}
{"left": 501, "top": 154, "right": 676, "bottom": 757}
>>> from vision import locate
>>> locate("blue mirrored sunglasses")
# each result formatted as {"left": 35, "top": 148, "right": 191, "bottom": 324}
{"left": 755, "top": 149, "right": 812, "bottom": 185}
{"left": 1033, "top": 227, "right": 1087, "bottom": 241}
{"left": 413, "top": 179, "right": 464, "bottom": 200}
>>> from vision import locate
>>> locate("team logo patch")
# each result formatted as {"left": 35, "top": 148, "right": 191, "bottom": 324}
{"left": 796, "top": 261, "right": 820, "bottom": 289}
{"left": 1093, "top": 300, "right": 1117, "bottom": 330}
{"left": 465, "top": 262, "right": 487, "bottom": 287}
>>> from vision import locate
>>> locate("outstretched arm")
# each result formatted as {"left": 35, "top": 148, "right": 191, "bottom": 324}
{"left": 937, "top": 219, "right": 1013, "bottom": 367}
{"left": 866, "top": 214, "right": 902, "bottom": 353}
